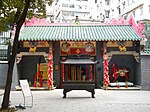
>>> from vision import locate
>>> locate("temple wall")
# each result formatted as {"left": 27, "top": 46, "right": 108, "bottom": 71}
{"left": 0, "top": 62, "right": 18, "bottom": 90}
{"left": 141, "top": 55, "right": 150, "bottom": 90}
{"left": 0, "top": 63, "right": 8, "bottom": 88}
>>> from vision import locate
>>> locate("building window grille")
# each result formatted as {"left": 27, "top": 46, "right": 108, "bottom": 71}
{"left": 0, "top": 32, "right": 11, "bottom": 61}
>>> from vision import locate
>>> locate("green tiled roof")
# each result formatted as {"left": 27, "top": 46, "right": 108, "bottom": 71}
{"left": 19, "top": 25, "right": 141, "bottom": 41}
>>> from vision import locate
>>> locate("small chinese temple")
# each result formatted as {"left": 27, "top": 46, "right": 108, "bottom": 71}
{"left": 16, "top": 17, "right": 144, "bottom": 91}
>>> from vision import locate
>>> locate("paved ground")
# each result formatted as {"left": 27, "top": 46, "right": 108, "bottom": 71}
{"left": 1, "top": 89, "right": 150, "bottom": 112}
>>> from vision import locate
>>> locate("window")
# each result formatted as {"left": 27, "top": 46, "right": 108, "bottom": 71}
{"left": 105, "top": 0, "right": 110, "bottom": 5}
{"left": 122, "top": 1, "right": 125, "bottom": 9}
{"left": 100, "top": 2, "right": 102, "bottom": 7}
{"left": 111, "top": 9, "right": 114, "bottom": 17}
{"left": 62, "top": 4, "right": 68, "bottom": 7}
{"left": 105, "top": 10, "right": 110, "bottom": 18}
{"left": 79, "top": 5, "right": 82, "bottom": 9}
{"left": 132, "top": 11, "right": 135, "bottom": 17}
{"left": 69, "top": 4, "right": 74, "bottom": 8}
{"left": 0, "top": 32, "right": 11, "bottom": 61}
{"left": 132, "top": 0, "right": 135, "bottom": 3}
{"left": 84, "top": 5, "right": 87, "bottom": 9}
{"left": 140, "top": 6, "right": 143, "bottom": 15}
{"left": 118, "top": 7, "right": 121, "bottom": 15}
{"left": 147, "top": 24, "right": 150, "bottom": 31}
{"left": 127, "top": 0, "right": 131, "bottom": 6}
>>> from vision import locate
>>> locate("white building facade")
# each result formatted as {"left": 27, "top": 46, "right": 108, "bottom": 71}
{"left": 50, "top": 0, "right": 98, "bottom": 23}
{"left": 46, "top": 0, "right": 150, "bottom": 48}
{"left": 96, "top": 0, "right": 111, "bottom": 21}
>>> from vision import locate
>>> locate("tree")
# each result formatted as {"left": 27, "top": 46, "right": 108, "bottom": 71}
{"left": 0, "top": 0, "right": 53, "bottom": 109}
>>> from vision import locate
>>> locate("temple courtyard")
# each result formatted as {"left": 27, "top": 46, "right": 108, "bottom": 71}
{"left": 0, "top": 89, "right": 150, "bottom": 112}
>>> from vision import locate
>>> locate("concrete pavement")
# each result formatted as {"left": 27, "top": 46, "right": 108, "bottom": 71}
{"left": 1, "top": 89, "right": 150, "bottom": 112}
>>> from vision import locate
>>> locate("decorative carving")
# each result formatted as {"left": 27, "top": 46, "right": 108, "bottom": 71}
{"left": 128, "top": 14, "right": 145, "bottom": 38}
{"left": 29, "top": 42, "right": 37, "bottom": 53}
{"left": 118, "top": 45, "right": 126, "bottom": 51}
{"left": 117, "top": 41, "right": 126, "bottom": 51}
{"left": 61, "top": 42, "right": 71, "bottom": 52}
{"left": 16, "top": 52, "right": 49, "bottom": 64}
{"left": 85, "top": 42, "right": 94, "bottom": 52}
{"left": 29, "top": 46, "right": 37, "bottom": 53}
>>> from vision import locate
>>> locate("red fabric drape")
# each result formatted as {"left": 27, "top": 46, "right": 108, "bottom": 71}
{"left": 47, "top": 49, "right": 53, "bottom": 88}
{"left": 103, "top": 48, "right": 110, "bottom": 86}
{"left": 33, "top": 64, "right": 43, "bottom": 87}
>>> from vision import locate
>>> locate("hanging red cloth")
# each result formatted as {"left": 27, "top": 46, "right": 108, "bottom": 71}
{"left": 33, "top": 63, "right": 43, "bottom": 87}
{"left": 47, "top": 48, "right": 53, "bottom": 88}
{"left": 111, "top": 64, "right": 117, "bottom": 82}
{"left": 103, "top": 48, "right": 110, "bottom": 88}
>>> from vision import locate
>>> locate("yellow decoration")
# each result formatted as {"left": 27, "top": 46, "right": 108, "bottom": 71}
{"left": 29, "top": 46, "right": 37, "bottom": 53}
{"left": 75, "top": 21, "right": 80, "bottom": 26}
{"left": 39, "top": 63, "right": 48, "bottom": 80}
{"left": 76, "top": 49, "right": 81, "bottom": 54}
{"left": 119, "top": 45, "right": 126, "bottom": 51}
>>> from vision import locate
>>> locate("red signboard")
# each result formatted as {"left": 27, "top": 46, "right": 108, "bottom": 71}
{"left": 60, "top": 41, "right": 96, "bottom": 56}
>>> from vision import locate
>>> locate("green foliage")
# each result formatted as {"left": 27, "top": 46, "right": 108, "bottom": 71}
{"left": 0, "top": 0, "right": 53, "bottom": 109}
{"left": 0, "top": 17, "right": 10, "bottom": 31}
{"left": 0, "top": 0, "right": 53, "bottom": 32}
{"left": 4, "top": 38, "right": 11, "bottom": 45}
